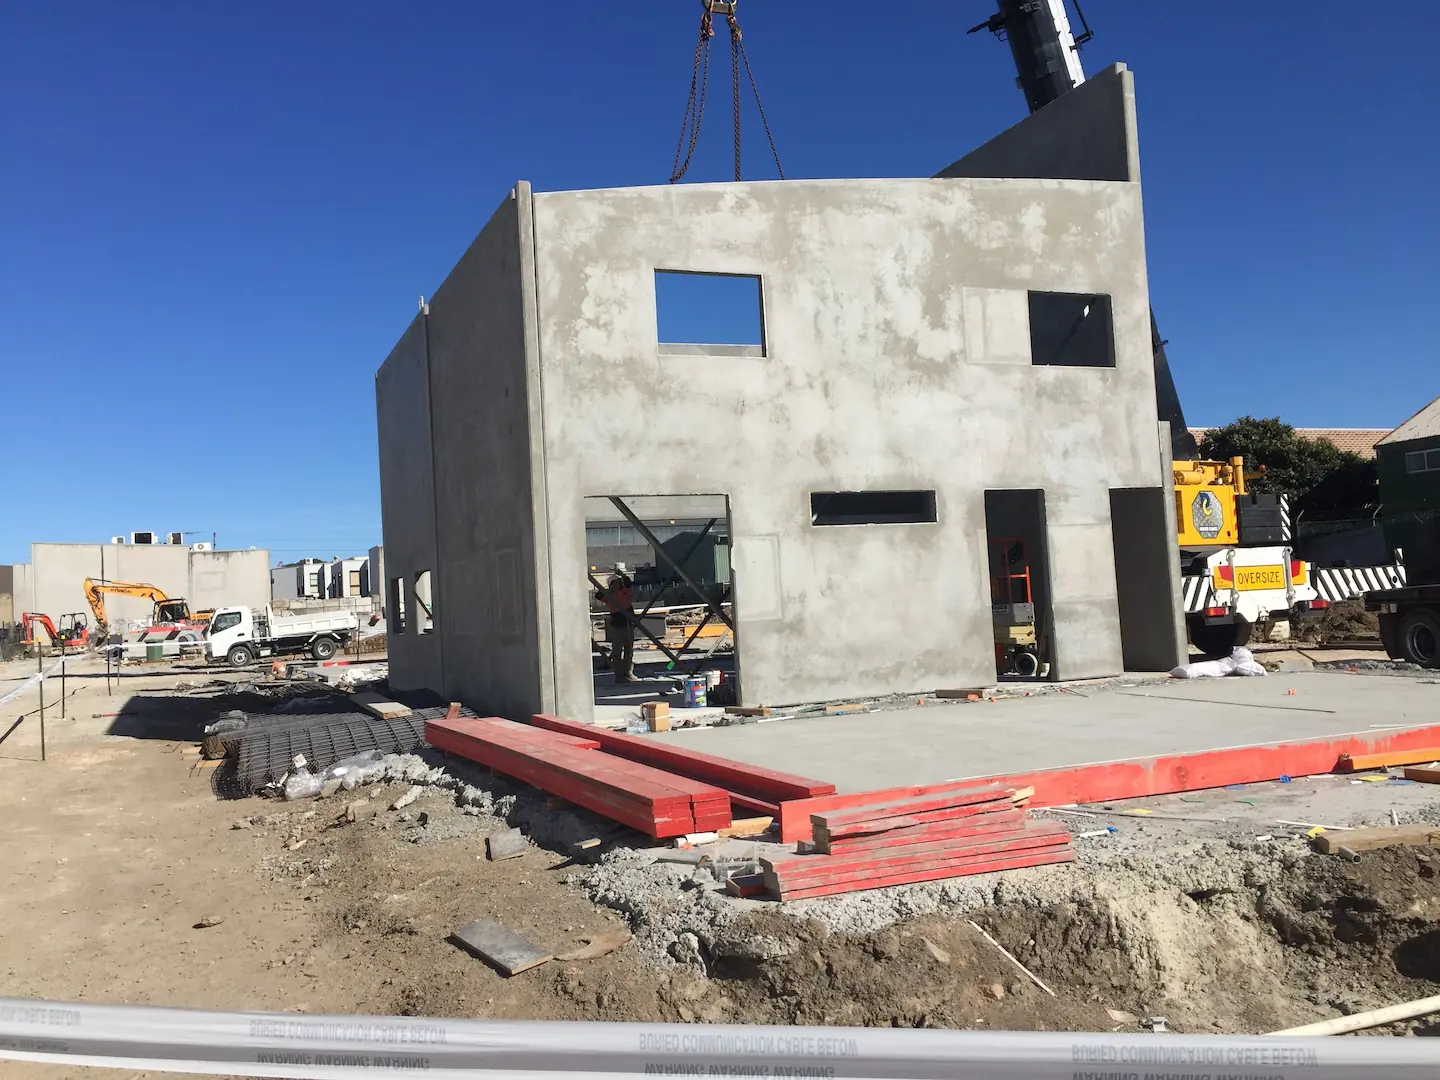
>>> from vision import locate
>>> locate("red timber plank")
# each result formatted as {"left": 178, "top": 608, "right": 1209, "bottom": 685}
{"left": 768, "top": 824, "right": 1072, "bottom": 886}
{"left": 728, "top": 792, "right": 782, "bottom": 817}
{"left": 817, "top": 810, "right": 1025, "bottom": 855}
{"left": 779, "top": 721, "right": 1440, "bottom": 842}
{"left": 813, "top": 785, "right": 1010, "bottom": 830}
{"left": 779, "top": 780, "right": 1005, "bottom": 843}
{"left": 430, "top": 716, "right": 603, "bottom": 751}
{"left": 772, "top": 848, "right": 1077, "bottom": 901}
{"left": 531, "top": 714, "right": 835, "bottom": 802}
{"left": 815, "top": 801, "right": 1017, "bottom": 843}
{"left": 424, "top": 721, "right": 723, "bottom": 837}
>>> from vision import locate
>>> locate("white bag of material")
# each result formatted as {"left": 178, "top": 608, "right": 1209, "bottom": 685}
{"left": 1170, "top": 646, "right": 1266, "bottom": 679}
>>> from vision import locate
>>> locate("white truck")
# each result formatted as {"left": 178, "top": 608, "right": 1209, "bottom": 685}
{"left": 205, "top": 605, "right": 358, "bottom": 667}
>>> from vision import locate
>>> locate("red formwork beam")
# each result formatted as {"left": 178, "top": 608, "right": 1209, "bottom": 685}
{"left": 769, "top": 848, "right": 1077, "bottom": 901}
{"left": 425, "top": 716, "right": 732, "bottom": 838}
{"left": 777, "top": 722, "right": 1440, "bottom": 843}
{"left": 816, "top": 809, "right": 1025, "bottom": 856}
{"left": 530, "top": 714, "right": 835, "bottom": 803}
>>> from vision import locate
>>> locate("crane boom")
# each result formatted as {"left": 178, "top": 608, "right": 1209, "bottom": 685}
{"left": 969, "top": 0, "right": 1198, "bottom": 461}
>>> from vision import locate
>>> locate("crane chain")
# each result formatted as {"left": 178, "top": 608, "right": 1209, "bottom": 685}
{"left": 728, "top": 12, "right": 742, "bottom": 182}
{"left": 670, "top": 10, "right": 716, "bottom": 184}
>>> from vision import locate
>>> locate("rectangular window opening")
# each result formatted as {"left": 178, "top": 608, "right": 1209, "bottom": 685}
{"left": 388, "top": 576, "right": 406, "bottom": 634}
{"left": 810, "top": 490, "right": 937, "bottom": 526}
{"left": 1028, "top": 291, "right": 1115, "bottom": 368}
{"left": 655, "top": 270, "right": 765, "bottom": 357}
{"left": 414, "top": 570, "right": 435, "bottom": 634}
{"left": 1406, "top": 449, "right": 1440, "bottom": 474}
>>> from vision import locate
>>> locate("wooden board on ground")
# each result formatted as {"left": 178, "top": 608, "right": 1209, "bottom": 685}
{"left": 1403, "top": 764, "right": 1440, "bottom": 784}
{"left": 1336, "top": 748, "right": 1440, "bottom": 771}
{"left": 451, "top": 918, "right": 551, "bottom": 975}
{"left": 1313, "top": 824, "right": 1440, "bottom": 854}
{"left": 719, "top": 816, "right": 773, "bottom": 838}
{"left": 351, "top": 691, "right": 412, "bottom": 720}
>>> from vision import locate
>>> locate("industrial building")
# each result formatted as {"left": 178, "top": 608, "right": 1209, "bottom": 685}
{"left": 5, "top": 540, "right": 270, "bottom": 628}
{"left": 375, "top": 64, "right": 1185, "bottom": 720}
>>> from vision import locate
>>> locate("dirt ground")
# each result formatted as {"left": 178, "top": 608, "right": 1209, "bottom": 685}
{"left": 3, "top": 656, "right": 1440, "bottom": 1079}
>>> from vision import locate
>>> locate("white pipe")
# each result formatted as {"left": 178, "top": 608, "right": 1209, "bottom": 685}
{"left": 1268, "top": 993, "right": 1440, "bottom": 1036}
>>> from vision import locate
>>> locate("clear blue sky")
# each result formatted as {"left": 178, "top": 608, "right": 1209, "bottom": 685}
{"left": 3, "top": 1, "right": 1437, "bottom": 566}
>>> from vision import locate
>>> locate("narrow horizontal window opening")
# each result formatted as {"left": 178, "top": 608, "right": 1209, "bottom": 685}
{"left": 811, "top": 490, "right": 937, "bottom": 526}
{"left": 1028, "top": 291, "right": 1115, "bottom": 368}
{"left": 655, "top": 270, "right": 765, "bottom": 355}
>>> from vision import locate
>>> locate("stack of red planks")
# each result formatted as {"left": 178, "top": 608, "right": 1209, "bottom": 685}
{"left": 424, "top": 716, "right": 732, "bottom": 838}
{"left": 529, "top": 713, "right": 835, "bottom": 816}
{"left": 761, "top": 784, "right": 1073, "bottom": 901}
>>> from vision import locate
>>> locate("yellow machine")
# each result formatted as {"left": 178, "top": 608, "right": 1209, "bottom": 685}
{"left": 82, "top": 578, "right": 213, "bottom": 637}
{"left": 1173, "top": 457, "right": 1249, "bottom": 548}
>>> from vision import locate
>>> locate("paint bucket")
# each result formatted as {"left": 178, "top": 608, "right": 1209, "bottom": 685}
{"left": 683, "top": 675, "right": 708, "bottom": 708}
{"left": 705, "top": 670, "right": 722, "bottom": 690}
{"left": 145, "top": 644, "right": 164, "bottom": 663}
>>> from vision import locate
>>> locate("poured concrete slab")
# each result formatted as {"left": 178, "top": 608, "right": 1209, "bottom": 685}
{"left": 655, "top": 672, "right": 1440, "bottom": 795}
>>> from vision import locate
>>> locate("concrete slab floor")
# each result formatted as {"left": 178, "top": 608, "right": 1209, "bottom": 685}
{"left": 653, "top": 671, "right": 1440, "bottom": 794}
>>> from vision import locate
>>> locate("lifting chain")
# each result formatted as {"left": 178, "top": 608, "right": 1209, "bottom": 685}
{"left": 669, "top": 1, "right": 784, "bottom": 184}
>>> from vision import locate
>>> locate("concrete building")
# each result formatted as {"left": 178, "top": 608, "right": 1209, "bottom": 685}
{"left": 1377, "top": 395, "right": 1440, "bottom": 585}
{"left": 376, "top": 63, "right": 1183, "bottom": 720}
{"left": 328, "top": 557, "right": 369, "bottom": 599}
{"left": 367, "top": 546, "right": 385, "bottom": 600}
{"left": 271, "top": 559, "right": 327, "bottom": 601}
{"left": 20, "top": 543, "right": 270, "bottom": 628}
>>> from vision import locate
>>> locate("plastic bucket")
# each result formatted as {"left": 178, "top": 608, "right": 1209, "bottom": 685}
{"left": 145, "top": 644, "right": 164, "bottom": 662}
{"left": 683, "top": 674, "right": 708, "bottom": 707}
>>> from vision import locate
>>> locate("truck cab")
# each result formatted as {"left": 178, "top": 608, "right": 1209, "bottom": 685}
{"left": 206, "top": 606, "right": 258, "bottom": 666}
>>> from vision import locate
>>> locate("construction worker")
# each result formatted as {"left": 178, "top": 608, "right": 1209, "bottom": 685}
{"left": 602, "top": 564, "right": 637, "bottom": 683}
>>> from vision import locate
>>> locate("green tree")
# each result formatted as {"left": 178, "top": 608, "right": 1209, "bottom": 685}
{"left": 1198, "top": 416, "right": 1377, "bottom": 516}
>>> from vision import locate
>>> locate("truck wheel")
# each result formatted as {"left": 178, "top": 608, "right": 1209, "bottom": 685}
{"left": 1187, "top": 617, "right": 1252, "bottom": 659}
{"left": 226, "top": 644, "right": 254, "bottom": 668}
{"left": 1398, "top": 609, "right": 1440, "bottom": 668}
{"left": 1378, "top": 613, "right": 1403, "bottom": 660}
{"left": 310, "top": 636, "right": 338, "bottom": 661}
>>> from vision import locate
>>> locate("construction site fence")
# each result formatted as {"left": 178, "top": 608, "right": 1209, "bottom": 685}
{"left": 0, "top": 997, "right": 1433, "bottom": 1079}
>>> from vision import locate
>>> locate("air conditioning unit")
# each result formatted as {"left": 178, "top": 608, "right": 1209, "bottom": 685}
{"left": 167, "top": 531, "right": 184, "bottom": 545}
{"left": 131, "top": 531, "right": 156, "bottom": 545}
{"left": 190, "top": 542, "right": 213, "bottom": 552}
{"left": 110, "top": 535, "right": 126, "bottom": 544}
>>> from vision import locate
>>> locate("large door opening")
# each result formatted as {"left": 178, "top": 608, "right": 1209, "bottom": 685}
{"left": 984, "top": 489, "right": 1054, "bottom": 680}
{"left": 1109, "top": 487, "right": 1183, "bottom": 670}
{"left": 584, "top": 494, "right": 736, "bottom": 724}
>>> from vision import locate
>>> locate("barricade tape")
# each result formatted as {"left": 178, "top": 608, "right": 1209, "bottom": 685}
{"left": 2, "top": 997, "right": 1438, "bottom": 1079}
{"left": 0, "top": 657, "right": 66, "bottom": 708}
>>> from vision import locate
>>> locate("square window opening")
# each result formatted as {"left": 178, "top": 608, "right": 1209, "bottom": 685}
{"left": 414, "top": 570, "right": 435, "bottom": 634}
{"left": 810, "top": 490, "right": 937, "bottom": 526}
{"left": 655, "top": 270, "right": 765, "bottom": 357}
{"left": 388, "top": 576, "right": 406, "bottom": 634}
{"left": 1028, "top": 291, "right": 1115, "bottom": 368}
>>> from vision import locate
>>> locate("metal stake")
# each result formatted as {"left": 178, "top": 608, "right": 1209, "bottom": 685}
{"left": 39, "top": 676, "right": 46, "bottom": 762}
{"left": 61, "top": 654, "right": 66, "bottom": 718}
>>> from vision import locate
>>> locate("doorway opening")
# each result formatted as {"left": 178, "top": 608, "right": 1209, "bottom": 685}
{"left": 584, "top": 494, "right": 736, "bottom": 725}
{"left": 984, "top": 489, "right": 1054, "bottom": 680}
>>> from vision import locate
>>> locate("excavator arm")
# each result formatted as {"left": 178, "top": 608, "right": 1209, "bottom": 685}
{"left": 82, "top": 578, "right": 176, "bottom": 636}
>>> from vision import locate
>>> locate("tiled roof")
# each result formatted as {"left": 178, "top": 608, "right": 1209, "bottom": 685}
{"left": 1376, "top": 396, "right": 1440, "bottom": 446}
{"left": 1189, "top": 428, "right": 1391, "bottom": 459}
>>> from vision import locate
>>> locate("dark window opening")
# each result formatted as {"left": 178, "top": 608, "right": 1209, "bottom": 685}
{"left": 655, "top": 270, "right": 765, "bottom": 356}
{"left": 810, "top": 490, "right": 937, "bottom": 526}
{"left": 389, "top": 576, "right": 406, "bottom": 634}
{"left": 1029, "top": 291, "right": 1115, "bottom": 368}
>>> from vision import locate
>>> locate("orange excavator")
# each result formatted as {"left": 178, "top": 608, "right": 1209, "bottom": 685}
{"left": 21, "top": 612, "right": 91, "bottom": 651}
{"left": 81, "top": 578, "right": 213, "bottom": 638}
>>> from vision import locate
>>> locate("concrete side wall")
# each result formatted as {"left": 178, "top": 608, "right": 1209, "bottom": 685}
{"left": 532, "top": 176, "right": 1163, "bottom": 712}
{"left": 271, "top": 564, "right": 301, "bottom": 601}
{"left": 421, "top": 185, "right": 550, "bottom": 717}
{"left": 367, "top": 546, "right": 385, "bottom": 599}
{"left": 28, "top": 544, "right": 268, "bottom": 627}
{"left": 8, "top": 564, "right": 32, "bottom": 623}
{"left": 936, "top": 64, "right": 1139, "bottom": 184}
{"left": 377, "top": 315, "right": 442, "bottom": 691}
{"left": 190, "top": 550, "right": 271, "bottom": 614}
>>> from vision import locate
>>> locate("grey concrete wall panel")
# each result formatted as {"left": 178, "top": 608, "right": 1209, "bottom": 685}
{"left": 531, "top": 176, "right": 1163, "bottom": 709}
{"left": 1109, "top": 486, "right": 1183, "bottom": 671}
{"left": 10, "top": 563, "right": 33, "bottom": 622}
{"left": 1155, "top": 421, "right": 1189, "bottom": 667}
{"left": 936, "top": 64, "right": 1139, "bottom": 184}
{"left": 423, "top": 186, "right": 549, "bottom": 717}
{"left": 376, "top": 315, "right": 443, "bottom": 692}
{"left": 190, "top": 550, "right": 271, "bottom": 614}
{"left": 31, "top": 544, "right": 106, "bottom": 625}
